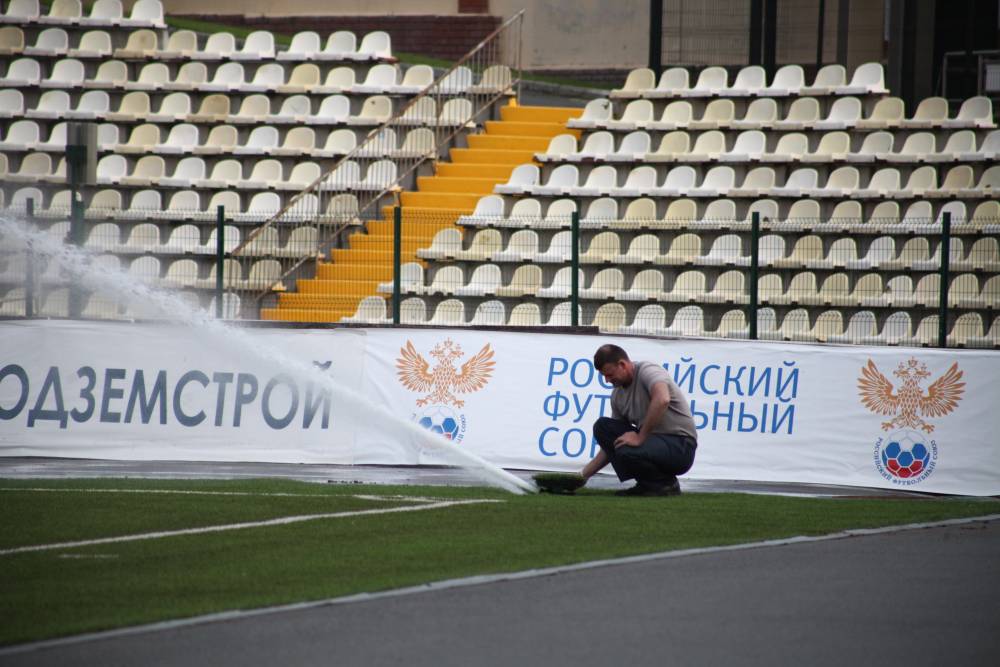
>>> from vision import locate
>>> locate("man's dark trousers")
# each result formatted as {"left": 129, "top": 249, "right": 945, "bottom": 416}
{"left": 593, "top": 417, "right": 696, "bottom": 488}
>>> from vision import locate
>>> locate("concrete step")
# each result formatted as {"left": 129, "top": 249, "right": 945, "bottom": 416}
{"left": 467, "top": 134, "right": 549, "bottom": 151}
{"left": 500, "top": 105, "right": 583, "bottom": 124}
{"left": 449, "top": 148, "right": 537, "bottom": 164}
{"left": 415, "top": 175, "right": 497, "bottom": 194}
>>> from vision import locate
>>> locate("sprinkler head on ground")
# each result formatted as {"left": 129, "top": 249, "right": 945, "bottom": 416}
{"left": 533, "top": 473, "right": 587, "bottom": 495}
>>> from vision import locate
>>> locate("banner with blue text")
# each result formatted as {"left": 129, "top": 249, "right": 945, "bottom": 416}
{"left": 2, "top": 320, "right": 998, "bottom": 495}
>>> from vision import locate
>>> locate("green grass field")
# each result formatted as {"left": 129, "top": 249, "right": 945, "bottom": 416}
{"left": 1, "top": 477, "right": 996, "bottom": 646}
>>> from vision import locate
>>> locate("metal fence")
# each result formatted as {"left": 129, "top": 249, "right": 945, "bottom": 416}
{"left": 2, "top": 200, "right": 997, "bottom": 348}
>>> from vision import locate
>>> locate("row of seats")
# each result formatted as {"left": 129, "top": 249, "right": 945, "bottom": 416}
{"left": 0, "top": 58, "right": 449, "bottom": 95}
{"left": 0, "top": 286, "right": 239, "bottom": 319}
{"left": 375, "top": 261, "right": 998, "bottom": 308}
{"left": 610, "top": 63, "right": 886, "bottom": 99}
{"left": 570, "top": 96, "right": 995, "bottom": 132}
{"left": 0, "top": 26, "right": 392, "bottom": 62}
{"left": 3, "top": 186, "right": 361, "bottom": 222}
{"left": 3, "top": 148, "right": 398, "bottom": 186}
{"left": 0, "top": 94, "right": 466, "bottom": 145}
{"left": 417, "top": 228, "right": 1000, "bottom": 271}
{"left": 338, "top": 296, "right": 998, "bottom": 347}
{"left": 0, "top": 253, "right": 282, "bottom": 290}
{"left": 70, "top": 222, "right": 315, "bottom": 257}
{"left": 387, "top": 261, "right": 999, "bottom": 308}
{"left": 0, "top": 0, "right": 164, "bottom": 29}
{"left": 460, "top": 196, "right": 998, "bottom": 232}
{"left": 0, "top": 121, "right": 435, "bottom": 168}
{"left": 496, "top": 163, "right": 1000, "bottom": 199}
{"left": 537, "top": 129, "right": 1000, "bottom": 165}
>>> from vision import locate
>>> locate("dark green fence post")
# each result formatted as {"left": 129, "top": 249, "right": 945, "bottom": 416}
{"left": 67, "top": 185, "right": 85, "bottom": 318}
{"left": 392, "top": 205, "right": 402, "bottom": 325}
{"left": 24, "top": 198, "right": 35, "bottom": 318}
{"left": 938, "top": 212, "right": 951, "bottom": 348}
{"left": 215, "top": 205, "right": 225, "bottom": 318}
{"left": 749, "top": 211, "right": 761, "bottom": 340}
{"left": 570, "top": 210, "right": 580, "bottom": 327}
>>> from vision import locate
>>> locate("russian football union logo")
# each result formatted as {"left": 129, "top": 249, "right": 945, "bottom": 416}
{"left": 396, "top": 338, "right": 495, "bottom": 444}
{"left": 873, "top": 429, "right": 937, "bottom": 484}
{"left": 413, "top": 404, "right": 466, "bottom": 443}
{"left": 857, "top": 357, "right": 964, "bottom": 486}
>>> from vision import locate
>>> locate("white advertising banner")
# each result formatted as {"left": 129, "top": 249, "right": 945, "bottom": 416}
{"left": 2, "top": 320, "right": 999, "bottom": 495}
{"left": 0, "top": 320, "right": 366, "bottom": 464}
{"left": 360, "top": 329, "right": 1000, "bottom": 496}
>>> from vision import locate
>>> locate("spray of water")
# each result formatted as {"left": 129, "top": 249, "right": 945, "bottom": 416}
{"left": 0, "top": 215, "right": 536, "bottom": 495}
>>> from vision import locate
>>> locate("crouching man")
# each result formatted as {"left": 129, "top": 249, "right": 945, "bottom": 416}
{"left": 580, "top": 344, "right": 698, "bottom": 496}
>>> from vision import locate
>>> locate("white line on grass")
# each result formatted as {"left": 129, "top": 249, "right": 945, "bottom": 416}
{"left": 0, "top": 498, "right": 502, "bottom": 556}
{"left": 0, "top": 487, "right": 445, "bottom": 503}
{"left": 1, "top": 512, "right": 996, "bottom": 657}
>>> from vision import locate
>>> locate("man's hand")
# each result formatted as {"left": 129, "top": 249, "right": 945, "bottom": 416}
{"left": 614, "top": 431, "right": 643, "bottom": 448}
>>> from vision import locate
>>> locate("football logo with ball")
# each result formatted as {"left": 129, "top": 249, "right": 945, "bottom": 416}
{"left": 414, "top": 404, "right": 466, "bottom": 443}
{"left": 873, "top": 429, "right": 937, "bottom": 485}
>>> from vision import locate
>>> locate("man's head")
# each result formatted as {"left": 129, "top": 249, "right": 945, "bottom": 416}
{"left": 594, "top": 344, "right": 634, "bottom": 387}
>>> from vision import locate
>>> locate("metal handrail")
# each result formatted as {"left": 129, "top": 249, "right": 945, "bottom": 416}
{"left": 229, "top": 10, "right": 525, "bottom": 304}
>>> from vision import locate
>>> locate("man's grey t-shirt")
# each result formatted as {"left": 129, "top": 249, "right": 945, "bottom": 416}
{"left": 610, "top": 361, "right": 697, "bottom": 441}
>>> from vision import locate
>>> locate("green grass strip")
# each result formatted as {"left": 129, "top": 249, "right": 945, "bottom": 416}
{"left": 0, "top": 478, "right": 995, "bottom": 646}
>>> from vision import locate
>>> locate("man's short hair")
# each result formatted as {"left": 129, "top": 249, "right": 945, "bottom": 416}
{"left": 594, "top": 344, "right": 629, "bottom": 369}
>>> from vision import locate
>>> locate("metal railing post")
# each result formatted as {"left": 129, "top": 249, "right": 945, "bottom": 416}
{"left": 938, "top": 212, "right": 951, "bottom": 347}
{"left": 24, "top": 198, "right": 36, "bottom": 318}
{"left": 215, "top": 205, "right": 225, "bottom": 318}
{"left": 68, "top": 185, "right": 85, "bottom": 318}
{"left": 570, "top": 210, "right": 580, "bottom": 327}
{"left": 392, "top": 205, "right": 402, "bottom": 325}
{"left": 749, "top": 211, "right": 761, "bottom": 340}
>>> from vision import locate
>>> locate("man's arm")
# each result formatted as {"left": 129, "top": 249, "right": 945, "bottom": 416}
{"left": 614, "top": 381, "right": 670, "bottom": 448}
{"left": 580, "top": 448, "right": 608, "bottom": 480}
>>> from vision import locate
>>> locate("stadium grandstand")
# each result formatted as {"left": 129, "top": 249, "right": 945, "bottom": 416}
{"left": 1, "top": 0, "right": 998, "bottom": 347}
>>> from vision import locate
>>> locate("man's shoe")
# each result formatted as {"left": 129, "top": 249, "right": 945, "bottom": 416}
{"left": 615, "top": 480, "right": 681, "bottom": 497}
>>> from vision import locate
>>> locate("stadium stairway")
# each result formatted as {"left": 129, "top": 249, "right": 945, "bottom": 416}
{"left": 261, "top": 103, "right": 582, "bottom": 323}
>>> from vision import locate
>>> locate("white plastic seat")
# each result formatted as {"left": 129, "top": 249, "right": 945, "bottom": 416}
{"left": 605, "top": 99, "right": 653, "bottom": 131}
{"left": 120, "top": 154, "right": 165, "bottom": 187}
{"left": 0, "top": 57, "right": 40, "bottom": 87}
{"left": 801, "top": 131, "right": 850, "bottom": 163}
{"left": 163, "top": 61, "right": 208, "bottom": 92}
{"left": 941, "top": 97, "right": 994, "bottom": 129}
{"left": 351, "top": 63, "right": 398, "bottom": 94}
{"left": 232, "top": 30, "right": 275, "bottom": 61}
{"left": 38, "top": 0, "right": 80, "bottom": 25}
{"left": 688, "top": 99, "right": 735, "bottom": 130}
{"left": 155, "top": 123, "right": 199, "bottom": 155}
{"left": 774, "top": 97, "right": 820, "bottom": 130}
{"left": 114, "top": 28, "right": 157, "bottom": 58}
{"left": 610, "top": 131, "right": 651, "bottom": 161}
{"left": 772, "top": 168, "right": 818, "bottom": 198}
{"left": 357, "top": 31, "right": 392, "bottom": 60}
{"left": 857, "top": 96, "right": 904, "bottom": 130}
{"left": 201, "top": 62, "right": 244, "bottom": 92}
{"left": 719, "top": 130, "right": 765, "bottom": 162}
{"left": 455, "top": 229, "right": 502, "bottom": 262}
{"left": 689, "top": 66, "right": 727, "bottom": 97}
{"left": 159, "top": 29, "right": 197, "bottom": 58}
{"left": 948, "top": 313, "right": 985, "bottom": 347}
{"left": 536, "top": 231, "right": 573, "bottom": 264}
{"left": 691, "top": 166, "right": 735, "bottom": 197}
{"left": 39, "top": 57, "right": 83, "bottom": 88}
{"left": 760, "top": 132, "right": 807, "bottom": 163}
{"left": 901, "top": 97, "right": 948, "bottom": 128}
{"left": 68, "top": 29, "right": 112, "bottom": 58}
{"left": 648, "top": 101, "right": 694, "bottom": 130}
{"left": 240, "top": 63, "right": 284, "bottom": 94}
{"left": 619, "top": 304, "right": 667, "bottom": 335}
{"left": 580, "top": 198, "right": 618, "bottom": 229}
{"left": 801, "top": 64, "right": 846, "bottom": 95}
{"left": 701, "top": 234, "right": 746, "bottom": 266}
{"left": 652, "top": 166, "right": 697, "bottom": 197}
{"left": 732, "top": 98, "right": 778, "bottom": 131}
{"left": 83, "top": 59, "right": 126, "bottom": 90}
{"left": 663, "top": 270, "right": 707, "bottom": 303}
{"left": 279, "top": 31, "right": 321, "bottom": 61}
{"left": 24, "top": 27, "right": 68, "bottom": 56}
{"left": 851, "top": 132, "right": 896, "bottom": 166}
{"left": 619, "top": 269, "right": 665, "bottom": 301}
{"left": 686, "top": 130, "right": 726, "bottom": 162}
{"left": 943, "top": 130, "right": 982, "bottom": 162}
{"left": 579, "top": 268, "right": 624, "bottom": 300}
{"left": 346, "top": 95, "right": 393, "bottom": 126}
{"left": 1, "top": 0, "right": 40, "bottom": 24}
{"left": 493, "top": 164, "right": 539, "bottom": 195}
{"left": 837, "top": 62, "right": 887, "bottom": 95}
{"left": 728, "top": 65, "right": 765, "bottom": 96}
{"left": 235, "top": 192, "right": 281, "bottom": 223}
{"left": 886, "top": 132, "right": 935, "bottom": 163}
{"left": 814, "top": 97, "right": 862, "bottom": 130}
{"left": 25, "top": 90, "right": 69, "bottom": 118}
{"left": 658, "top": 233, "right": 701, "bottom": 265}
{"left": 233, "top": 126, "right": 279, "bottom": 156}
{"left": 660, "top": 200, "right": 697, "bottom": 228}
{"left": 611, "top": 68, "right": 654, "bottom": 98}
{"left": 125, "top": 62, "right": 168, "bottom": 91}
{"left": 316, "top": 30, "right": 357, "bottom": 60}
{"left": 762, "top": 64, "right": 804, "bottom": 96}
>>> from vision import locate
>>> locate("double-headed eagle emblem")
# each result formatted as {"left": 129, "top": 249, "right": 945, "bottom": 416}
{"left": 857, "top": 358, "right": 964, "bottom": 433}
{"left": 396, "top": 338, "right": 495, "bottom": 408}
